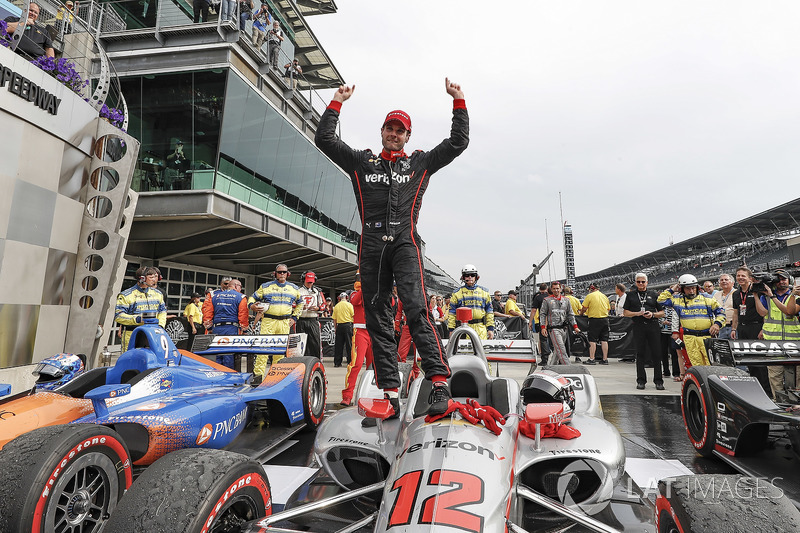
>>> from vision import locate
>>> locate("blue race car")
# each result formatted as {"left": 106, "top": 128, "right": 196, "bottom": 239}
{"left": 0, "top": 316, "right": 326, "bottom": 533}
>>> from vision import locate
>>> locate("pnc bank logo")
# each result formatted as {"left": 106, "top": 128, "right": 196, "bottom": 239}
{"left": 196, "top": 424, "right": 213, "bottom": 445}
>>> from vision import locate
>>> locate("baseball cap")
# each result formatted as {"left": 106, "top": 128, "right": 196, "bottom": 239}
{"left": 508, "top": 289, "right": 518, "bottom": 295}
{"left": 339, "top": 292, "right": 348, "bottom": 299}
{"left": 775, "top": 269, "right": 791, "bottom": 279}
{"left": 191, "top": 292, "right": 202, "bottom": 298}
{"left": 383, "top": 110, "right": 412, "bottom": 132}
{"left": 589, "top": 282, "right": 598, "bottom": 290}
{"left": 304, "top": 271, "right": 316, "bottom": 282}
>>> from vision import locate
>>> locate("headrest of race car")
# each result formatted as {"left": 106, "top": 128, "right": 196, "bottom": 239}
{"left": 456, "top": 307, "right": 473, "bottom": 323}
{"left": 525, "top": 402, "right": 567, "bottom": 426}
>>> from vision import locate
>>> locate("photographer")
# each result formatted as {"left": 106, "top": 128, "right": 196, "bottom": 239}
{"left": 753, "top": 270, "right": 800, "bottom": 397}
{"left": 267, "top": 21, "right": 283, "bottom": 70}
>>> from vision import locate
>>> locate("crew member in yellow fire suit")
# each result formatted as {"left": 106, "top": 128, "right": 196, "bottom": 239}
{"left": 657, "top": 274, "right": 725, "bottom": 367}
{"left": 248, "top": 263, "right": 303, "bottom": 375}
{"left": 447, "top": 264, "right": 494, "bottom": 340}
{"left": 115, "top": 266, "right": 167, "bottom": 351}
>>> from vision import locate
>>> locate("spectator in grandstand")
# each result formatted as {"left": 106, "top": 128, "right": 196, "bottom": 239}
{"left": 658, "top": 274, "right": 724, "bottom": 367}
{"left": 492, "top": 291, "right": 510, "bottom": 317}
{"left": 332, "top": 292, "right": 354, "bottom": 368}
{"left": 581, "top": 282, "right": 611, "bottom": 365}
{"left": 754, "top": 270, "right": 800, "bottom": 398}
{"left": 730, "top": 267, "right": 763, "bottom": 340}
{"left": 614, "top": 283, "right": 627, "bottom": 317}
{"left": 703, "top": 281, "right": 718, "bottom": 298}
{"left": 623, "top": 273, "right": 665, "bottom": 390}
{"left": 56, "top": 1, "right": 76, "bottom": 34}
{"left": 448, "top": 265, "right": 494, "bottom": 339}
{"left": 713, "top": 273, "right": 735, "bottom": 339}
{"left": 530, "top": 283, "right": 552, "bottom": 359}
{"left": 4, "top": 3, "right": 54, "bottom": 58}
{"left": 539, "top": 281, "right": 579, "bottom": 365}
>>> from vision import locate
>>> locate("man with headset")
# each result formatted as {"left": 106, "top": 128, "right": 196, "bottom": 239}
{"left": 754, "top": 269, "right": 800, "bottom": 397}
{"left": 115, "top": 266, "right": 167, "bottom": 351}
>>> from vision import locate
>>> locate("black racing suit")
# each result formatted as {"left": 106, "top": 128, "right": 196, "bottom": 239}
{"left": 315, "top": 99, "right": 469, "bottom": 389}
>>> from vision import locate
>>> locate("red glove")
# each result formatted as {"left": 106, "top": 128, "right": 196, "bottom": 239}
{"left": 519, "top": 419, "right": 581, "bottom": 440}
{"left": 425, "top": 400, "right": 479, "bottom": 424}
{"left": 465, "top": 398, "right": 506, "bottom": 435}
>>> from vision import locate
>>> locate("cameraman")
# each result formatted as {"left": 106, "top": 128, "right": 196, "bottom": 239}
{"left": 267, "top": 21, "right": 283, "bottom": 70}
{"left": 754, "top": 270, "right": 800, "bottom": 397}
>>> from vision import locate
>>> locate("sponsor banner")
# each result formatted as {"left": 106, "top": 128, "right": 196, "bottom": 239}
{"left": 569, "top": 317, "right": 636, "bottom": 358}
{"left": 320, "top": 318, "right": 335, "bottom": 359}
{"left": 495, "top": 316, "right": 530, "bottom": 340}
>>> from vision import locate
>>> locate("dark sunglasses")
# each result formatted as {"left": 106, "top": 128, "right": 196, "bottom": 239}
{"left": 275, "top": 271, "right": 289, "bottom": 274}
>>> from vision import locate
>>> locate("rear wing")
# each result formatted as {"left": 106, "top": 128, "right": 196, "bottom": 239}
{"left": 706, "top": 338, "right": 800, "bottom": 366}
{"left": 192, "top": 333, "right": 307, "bottom": 358}
{"left": 443, "top": 338, "right": 537, "bottom": 363}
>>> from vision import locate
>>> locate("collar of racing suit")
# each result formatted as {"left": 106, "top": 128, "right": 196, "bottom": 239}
{"left": 380, "top": 148, "right": 407, "bottom": 162}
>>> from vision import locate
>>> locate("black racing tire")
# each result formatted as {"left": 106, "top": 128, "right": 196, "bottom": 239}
{"left": 398, "top": 362, "right": 415, "bottom": 399}
{"left": 681, "top": 366, "right": 717, "bottom": 457}
{"left": 0, "top": 424, "right": 132, "bottom": 533}
{"left": 656, "top": 474, "right": 800, "bottom": 533}
{"left": 104, "top": 449, "right": 271, "bottom": 533}
{"left": 299, "top": 356, "right": 326, "bottom": 429}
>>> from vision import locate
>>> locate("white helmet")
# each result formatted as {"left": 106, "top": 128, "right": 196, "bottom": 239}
{"left": 461, "top": 264, "right": 479, "bottom": 280}
{"left": 679, "top": 274, "right": 699, "bottom": 287}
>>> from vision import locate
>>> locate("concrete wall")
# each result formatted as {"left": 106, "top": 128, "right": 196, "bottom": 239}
{"left": 0, "top": 47, "right": 139, "bottom": 392}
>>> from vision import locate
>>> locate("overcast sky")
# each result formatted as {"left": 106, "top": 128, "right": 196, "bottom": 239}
{"left": 306, "top": 1, "right": 799, "bottom": 292}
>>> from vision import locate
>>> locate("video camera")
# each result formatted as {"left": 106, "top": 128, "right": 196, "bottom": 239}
{"left": 750, "top": 272, "right": 777, "bottom": 294}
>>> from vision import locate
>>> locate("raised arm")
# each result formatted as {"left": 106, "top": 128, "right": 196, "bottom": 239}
{"left": 315, "top": 84, "right": 363, "bottom": 172}
{"left": 419, "top": 77, "right": 469, "bottom": 173}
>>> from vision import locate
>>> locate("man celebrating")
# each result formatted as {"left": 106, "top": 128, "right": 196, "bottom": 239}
{"left": 623, "top": 273, "right": 665, "bottom": 390}
{"left": 115, "top": 266, "right": 167, "bottom": 351}
{"left": 297, "top": 271, "right": 325, "bottom": 358}
{"left": 249, "top": 264, "right": 303, "bottom": 375}
{"left": 448, "top": 264, "right": 494, "bottom": 340}
{"left": 203, "top": 279, "right": 249, "bottom": 369}
{"left": 315, "top": 78, "right": 468, "bottom": 417}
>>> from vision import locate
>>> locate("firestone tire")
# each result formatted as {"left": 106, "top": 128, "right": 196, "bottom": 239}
{"left": 300, "top": 356, "right": 326, "bottom": 429}
{"left": 103, "top": 449, "right": 271, "bottom": 533}
{"left": 681, "top": 366, "right": 717, "bottom": 458}
{"left": 0, "top": 424, "right": 132, "bottom": 533}
{"left": 656, "top": 474, "right": 800, "bottom": 533}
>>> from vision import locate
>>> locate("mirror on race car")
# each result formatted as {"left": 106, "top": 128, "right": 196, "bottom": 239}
{"left": 358, "top": 398, "right": 394, "bottom": 420}
{"left": 524, "top": 402, "right": 566, "bottom": 426}
{"left": 0, "top": 384, "right": 10, "bottom": 397}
